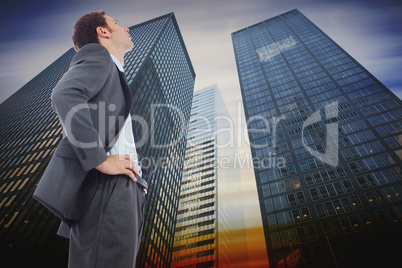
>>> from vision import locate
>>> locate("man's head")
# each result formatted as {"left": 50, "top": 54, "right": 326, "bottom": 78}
{"left": 72, "top": 11, "right": 133, "bottom": 55}
{"left": 72, "top": 11, "right": 109, "bottom": 51}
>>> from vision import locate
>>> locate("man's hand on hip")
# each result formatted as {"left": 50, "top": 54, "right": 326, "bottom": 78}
{"left": 96, "top": 154, "right": 139, "bottom": 181}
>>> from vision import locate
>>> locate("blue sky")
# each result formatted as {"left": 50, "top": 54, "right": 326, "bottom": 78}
{"left": 1, "top": 0, "right": 401, "bottom": 104}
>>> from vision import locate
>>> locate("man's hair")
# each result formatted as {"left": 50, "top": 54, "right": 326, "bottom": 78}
{"left": 72, "top": 11, "right": 111, "bottom": 51}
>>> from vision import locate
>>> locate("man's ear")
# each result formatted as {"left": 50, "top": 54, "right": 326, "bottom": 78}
{"left": 96, "top": 26, "right": 110, "bottom": 39}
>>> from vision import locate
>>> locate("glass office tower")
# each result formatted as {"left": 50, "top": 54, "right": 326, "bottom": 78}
{"left": 0, "top": 13, "right": 195, "bottom": 268}
{"left": 232, "top": 9, "right": 402, "bottom": 268}
{"left": 171, "top": 85, "right": 244, "bottom": 267}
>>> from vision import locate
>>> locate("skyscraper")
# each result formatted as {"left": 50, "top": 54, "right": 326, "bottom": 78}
{"left": 232, "top": 9, "right": 402, "bottom": 267}
{"left": 0, "top": 13, "right": 195, "bottom": 268}
{"left": 171, "top": 85, "right": 245, "bottom": 267}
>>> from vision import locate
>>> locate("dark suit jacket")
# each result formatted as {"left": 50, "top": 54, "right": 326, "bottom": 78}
{"left": 33, "top": 43, "right": 147, "bottom": 223}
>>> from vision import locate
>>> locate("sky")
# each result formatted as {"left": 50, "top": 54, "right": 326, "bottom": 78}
{"left": 1, "top": 0, "right": 401, "bottom": 104}
{"left": 1, "top": 0, "right": 401, "bottom": 265}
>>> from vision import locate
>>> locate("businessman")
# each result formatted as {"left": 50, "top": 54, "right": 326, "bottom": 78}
{"left": 33, "top": 11, "right": 148, "bottom": 267}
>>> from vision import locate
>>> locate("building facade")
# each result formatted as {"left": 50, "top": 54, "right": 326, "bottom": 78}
{"left": 232, "top": 9, "right": 402, "bottom": 267}
{"left": 0, "top": 13, "right": 195, "bottom": 268}
{"left": 171, "top": 85, "right": 244, "bottom": 267}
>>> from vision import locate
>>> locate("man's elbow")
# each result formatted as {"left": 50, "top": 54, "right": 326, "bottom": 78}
{"left": 51, "top": 89, "right": 60, "bottom": 107}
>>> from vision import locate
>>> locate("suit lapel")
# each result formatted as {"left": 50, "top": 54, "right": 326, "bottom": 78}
{"left": 105, "top": 66, "right": 135, "bottom": 153}
{"left": 116, "top": 67, "right": 133, "bottom": 118}
{"left": 115, "top": 66, "right": 141, "bottom": 154}
{"left": 114, "top": 66, "right": 148, "bottom": 177}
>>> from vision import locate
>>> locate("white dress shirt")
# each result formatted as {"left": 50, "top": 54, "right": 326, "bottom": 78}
{"left": 107, "top": 54, "right": 141, "bottom": 176}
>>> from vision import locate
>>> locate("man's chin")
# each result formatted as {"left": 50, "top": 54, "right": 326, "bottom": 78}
{"left": 126, "top": 43, "right": 134, "bottom": 53}
{"left": 125, "top": 47, "right": 133, "bottom": 53}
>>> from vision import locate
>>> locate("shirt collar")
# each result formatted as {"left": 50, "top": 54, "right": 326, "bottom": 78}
{"left": 110, "top": 54, "right": 124, "bottom": 72}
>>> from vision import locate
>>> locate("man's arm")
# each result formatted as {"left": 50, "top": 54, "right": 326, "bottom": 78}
{"left": 53, "top": 45, "right": 140, "bottom": 180}
{"left": 51, "top": 45, "right": 111, "bottom": 171}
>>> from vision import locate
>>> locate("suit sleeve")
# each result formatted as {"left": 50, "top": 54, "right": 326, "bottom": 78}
{"left": 51, "top": 46, "right": 112, "bottom": 172}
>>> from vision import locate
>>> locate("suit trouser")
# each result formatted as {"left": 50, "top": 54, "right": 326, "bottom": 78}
{"left": 67, "top": 172, "right": 145, "bottom": 268}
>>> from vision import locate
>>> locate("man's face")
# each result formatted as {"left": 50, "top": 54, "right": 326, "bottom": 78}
{"left": 104, "top": 15, "right": 134, "bottom": 53}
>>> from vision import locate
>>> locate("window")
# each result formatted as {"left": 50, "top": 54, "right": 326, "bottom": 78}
{"left": 333, "top": 182, "right": 344, "bottom": 194}
{"left": 341, "top": 149, "right": 352, "bottom": 160}
{"left": 265, "top": 198, "right": 274, "bottom": 212}
{"left": 357, "top": 176, "right": 369, "bottom": 188}
{"left": 376, "top": 126, "right": 388, "bottom": 137}
{"left": 306, "top": 225, "right": 318, "bottom": 241}
{"left": 319, "top": 186, "right": 329, "bottom": 198}
{"left": 385, "top": 137, "right": 399, "bottom": 149}
{"left": 350, "top": 196, "right": 364, "bottom": 210}
{"left": 315, "top": 204, "right": 326, "bottom": 217}
{"left": 267, "top": 214, "right": 277, "bottom": 228}
{"left": 271, "top": 232, "right": 281, "bottom": 249}
{"left": 342, "top": 180, "right": 354, "bottom": 192}
{"left": 348, "top": 162, "right": 359, "bottom": 173}
{"left": 341, "top": 198, "right": 353, "bottom": 212}
{"left": 310, "top": 189, "right": 319, "bottom": 200}
{"left": 301, "top": 207, "right": 311, "bottom": 221}
{"left": 276, "top": 211, "right": 293, "bottom": 226}
{"left": 371, "top": 141, "right": 385, "bottom": 152}
{"left": 292, "top": 177, "right": 301, "bottom": 189}
{"left": 300, "top": 161, "right": 308, "bottom": 171}
{"left": 304, "top": 174, "right": 313, "bottom": 185}
{"left": 296, "top": 191, "right": 306, "bottom": 203}
{"left": 325, "top": 202, "right": 336, "bottom": 215}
